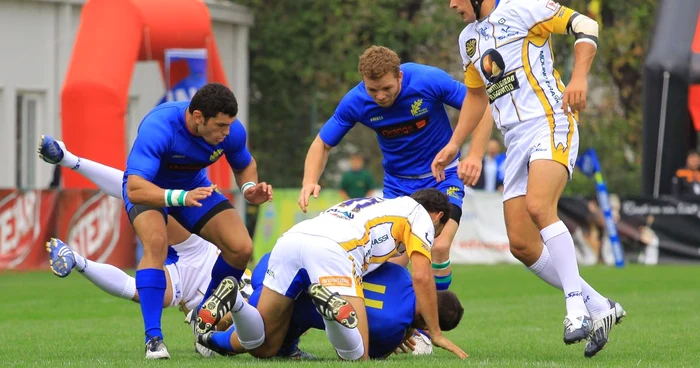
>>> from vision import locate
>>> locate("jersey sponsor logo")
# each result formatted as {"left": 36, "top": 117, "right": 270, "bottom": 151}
{"left": 166, "top": 163, "right": 209, "bottom": 171}
{"left": 371, "top": 234, "right": 389, "bottom": 246}
{"left": 481, "top": 49, "right": 506, "bottom": 83}
{"left": 370, "top": 116, "right": 384, "bottom": 122}
{"left": 67, "top": 193, "right": 121, "bottom": 263}
{"left": 0, "top": 191, "right": 41, "bottom": 269}
{"left": 498, "top": 26, "right": 520, "bottom": 41}
{"left": 266, "top": 268, "right": 275, "bottom": 278}
{"left": 319, "top": 276, "right": 353, "bottom": 288}
{"left": 172, "top": 155, "right": 185, "bottom": 159}
{"left": 446, "top": 186, "right": 462, "bottom": 199}
{"left": 209, "top": 149, "right": 224, "bottom": 162}
{"left": 546, "top": 0, "right": 559, "bottom": 11}
{"left": 375, "top": 118, "right": 429, "bottom": 140}
{"left": 410, "top": 99, "right": 428, "bottom": 116}
{"left": 486, "top": 71, "right": 520, "bottom": 103}
{"left": 538, "top": 50, "right": 562, "bottom": 105}
{"left": 465, "top": 38, "right": 477, "bottom": 58}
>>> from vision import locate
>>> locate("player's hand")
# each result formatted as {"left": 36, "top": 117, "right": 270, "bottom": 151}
{"left": 394, "top": 329, "right": 417, "bottom": 354}
{"left": 243, "top": 182, "right": 273, "bottom": 205}
{"left": 432, "top": 142, "right": 461, "bottom": 182}
{"left": 298, "top": 182, "right": 321, "bottom": 213}
{"left": 458, "top": 154, "right": 483, "bottom": 187}
{"left": 185, "top": 185, "right": 216, "bottom": 207}
{"left": 431, "top": 334, "right": 468, "bottom": 359}
{"left": 563, "top": 76, "right": 588, "bottom": 116}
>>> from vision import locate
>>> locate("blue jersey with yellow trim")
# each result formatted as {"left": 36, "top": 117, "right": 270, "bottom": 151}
{"left": 249, "top": 254, "right": 416, "bottom": 359}
{"left": 124, "top": 101, "right": 252, "bottom": 190}
{"left": 319, "top": 63, "right": 465, "bottom": 177}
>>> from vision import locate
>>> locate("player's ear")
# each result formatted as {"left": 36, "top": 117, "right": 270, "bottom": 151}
{"left": 192, "top": 110, "right": 204, "bottom": 124}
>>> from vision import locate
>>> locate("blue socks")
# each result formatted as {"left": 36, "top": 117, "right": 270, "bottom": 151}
{"left": 200, "top": 255, "right": 245, "bottom": 309}
{"left": 210, "top": 327, "right": 236, "bottom": 353}
{"left": 135, "top": 268, "right": 166, "bottom": 342}
{"left": 435, "top": 273, "right": 452, "bottom": 291}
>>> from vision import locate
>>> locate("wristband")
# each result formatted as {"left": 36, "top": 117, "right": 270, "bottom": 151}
{"left": 164, "top": 189, "right": 187, "bottom": 207}
{"left": 240, "top": 181, "right": 256, "bottom": 194}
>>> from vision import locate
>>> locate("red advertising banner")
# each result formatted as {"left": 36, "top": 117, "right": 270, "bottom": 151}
{"left": 0, "top": 190, "right": 59, "bottom": 270}
{"left": 55, "top": 190, "right": 135, "bottom": 269}
{"left": 0, "top": 190, "right": 135, "bottom": 271}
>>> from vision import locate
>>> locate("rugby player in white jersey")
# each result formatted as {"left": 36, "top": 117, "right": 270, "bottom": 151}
{"left": 432, "top": 0, "right": 626, "bottom": 358}
{"left": 195, "top": 189, "right": 468, "bottom": 361}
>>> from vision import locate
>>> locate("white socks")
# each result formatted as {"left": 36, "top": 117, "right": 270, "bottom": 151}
{"left": 540, "top": 221, "right": 587, "bottom": 317}
{"left": 230, "top": 290, "right": 265, "bottom": 350}
{"left": 324, "top": 319, "right": 364, "bottom": 361}
{"left": 528, "top": 244, "right": 612, "bottom": 317}
{"left": 58, "top": 142, "right": 124, "bottom": 199}
{"left": 73, "top": 251, "right": 137, "bottom": 300}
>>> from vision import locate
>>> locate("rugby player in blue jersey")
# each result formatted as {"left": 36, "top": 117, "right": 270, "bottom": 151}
{"left": 198, "top": 253, "right": 465, "bottom": 360}
{"left": 121, "top": 83, "right": 272, "bottom": 359}
{"left": 298, "top": 46, "right": 493, "bottom": 292}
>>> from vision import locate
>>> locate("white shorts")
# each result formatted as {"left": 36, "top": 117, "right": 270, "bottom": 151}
{"left": 164, "top": 235, "right": 220, "bottom": 311}
{"left": 263, "top": 232, "right": 363, "bottom": 299}
{"left": 502, "top": 115, "right": 579, "bottom": 201}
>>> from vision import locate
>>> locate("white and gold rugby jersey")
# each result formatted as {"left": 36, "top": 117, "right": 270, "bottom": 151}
{"left": 458, "top": 0, "right": 577, "bottom": 133}
{"left": 285, "top": 196, "right": 434, "bottom": 275}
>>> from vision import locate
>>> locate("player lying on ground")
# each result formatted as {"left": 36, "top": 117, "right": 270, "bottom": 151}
{"left": 436, "top": 0, "right": 626, "bottom": 358}
{"left": 199, "top": 252, "right": 464, "bottom": 359}
{"left": 191, "top": 189, "right": 468, "bottom": 361}
{"left": 299, "top": 46, "right": 494, "bottom": 292}
{"left": 44, "top": 235, "right": 257, "bottom": 358}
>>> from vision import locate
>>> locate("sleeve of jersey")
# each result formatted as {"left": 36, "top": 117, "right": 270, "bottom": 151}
{"left": 124, "top": 118, "right": 170, "bottom": 182}
{"left": 401, "top": 206, "right": 434, "bottom": 261}
{"left": 464, "top": 63, "right": 485, "bottom": 88}
{"left": 421, "top": 66, "right": 466, "bottom": 110}
{"left": 318, "top": 92, "right": 358, "bottom": 147}
{"left": 223, "top": 119, "right": 253, "bottom": 171}
{"left": 521, "top": 2, "right": 575, "bottom": 37}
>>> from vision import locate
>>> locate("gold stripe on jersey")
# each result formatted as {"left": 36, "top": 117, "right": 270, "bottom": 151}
{"left": 464, "top": 63, "right": 485, "bottom": 88}
{"left": 363, "top": 282, "right": 386, "bottom": 309}
{"left": 530, "top": 5, "right": 575, "bottom": 37}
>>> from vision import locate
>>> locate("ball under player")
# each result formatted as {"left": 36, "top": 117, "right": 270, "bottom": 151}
{"left": 432, "top": 0, "right": 625, "bottom": 358}
{"left": 298, "top": 45, "right": 494, "bottom": 292}
{"left": 198, "top": 252, "right": 465, "bottom": 359}
{"left": 66, "top": 83, "right": 271, "bottom": 359}
{"left": 194, "top": 189, "right": 468, "bottom": 361}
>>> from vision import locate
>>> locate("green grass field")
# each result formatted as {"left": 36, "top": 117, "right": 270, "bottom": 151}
{"left": 1, "top": 264, "right": 697, "bottom": 367}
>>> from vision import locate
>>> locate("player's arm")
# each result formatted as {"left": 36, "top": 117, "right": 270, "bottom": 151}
{"left": 529, "top": 4, "right": 599, "bottom": 113}
{"left": 224, "top": 120, "right": 272, "bottom": 205}
{"left": 410, "top": 251, "right": 441, "bottom": 338}
{"left": 299, "top": 95, "right": 357, "bottom": 211}
{"left": 125, "top": 119, "right": 172, "bottom": 207}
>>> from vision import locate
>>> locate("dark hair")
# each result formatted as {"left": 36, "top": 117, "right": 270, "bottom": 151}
{"left": 188, "top": 83, "right": 238, "bottom": 120}
{"left": 437, "top": 290, "right": 464, "bottom": 331}
{"left": 410, "top": 188, "right": 451, "bottom": 225}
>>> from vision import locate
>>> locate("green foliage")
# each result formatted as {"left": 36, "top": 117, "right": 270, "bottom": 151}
{"left": 233, "top": 0, "right": 657, "bottom": 196}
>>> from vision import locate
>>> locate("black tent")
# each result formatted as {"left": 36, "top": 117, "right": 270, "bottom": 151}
{"left": 642, "top": 0, "right": 700, "bottom": 197}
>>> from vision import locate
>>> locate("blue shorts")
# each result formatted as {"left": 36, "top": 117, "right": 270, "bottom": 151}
{"left": 123, "top": 183, "right": 232, "bottom": 235}
{"left": 383, "top": 167, "right": 465, "bottom": 209}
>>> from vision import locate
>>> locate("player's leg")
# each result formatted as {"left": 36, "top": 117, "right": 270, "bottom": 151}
{"left": 172, "top": 191, "right": 251, "bottom": 319}
{"left": 37, "top": 135, "right": 123, "bottom": 198}
{"left": 525, "top": 120, "right": 592, "bottom": 344}
{"left": 432, "top": 169, "right": 465, "bottom": 291}
{"left": 129, "top": 205, "right": 170, "bottom": 359}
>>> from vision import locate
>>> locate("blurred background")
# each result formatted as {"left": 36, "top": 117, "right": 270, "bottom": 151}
{"left": 1, "top": 0, "right": 699, "bottom": 271}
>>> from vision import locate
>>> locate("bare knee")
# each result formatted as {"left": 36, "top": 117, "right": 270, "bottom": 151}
{"left": 249, "top": 343, "right": 279, "bottom": 359}
{"left": 525, "top": 196, "right": 558, "bottom": 230}
{"left": 141, "top": 232, "right": 168, "bottom": 259}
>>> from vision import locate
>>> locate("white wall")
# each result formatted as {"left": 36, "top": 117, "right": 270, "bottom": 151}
{"left": 0, "top": 0, "right": 253, "bottom": 189}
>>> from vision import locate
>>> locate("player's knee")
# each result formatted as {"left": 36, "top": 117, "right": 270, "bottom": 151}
{"left": 508, "top": 237, "right": 539, "bottom": 264}
{"left": 524, "top": 197, "right": 556, "bottom": 229}
{"left": 141, "top": 233, "right": 168, "bottom": 258}
{"left": 249, "top": 344, "right": 278, "bottom": 359}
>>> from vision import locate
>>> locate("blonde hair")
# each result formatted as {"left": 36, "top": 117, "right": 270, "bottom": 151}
{"left": 358, "top": 46, "right": 401, "bottom": 80}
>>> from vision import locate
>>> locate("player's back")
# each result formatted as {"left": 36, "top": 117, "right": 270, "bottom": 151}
{"left": 458, "top": 0, "right": 574, "bottom": 135}
{"left": 125, "top": 101, "right": 242, "bottom": 190}
{"left": 285, "top": 196, "right": 434, "bottom": 274}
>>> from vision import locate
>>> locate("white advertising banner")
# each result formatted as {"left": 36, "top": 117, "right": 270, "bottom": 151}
{"left": 450, "top": 190, "right": 519, "bottom": 264}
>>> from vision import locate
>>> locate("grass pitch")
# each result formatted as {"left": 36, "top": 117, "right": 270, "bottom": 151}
{"left": 1, "top": 264, "right": 697, "bottom": 367}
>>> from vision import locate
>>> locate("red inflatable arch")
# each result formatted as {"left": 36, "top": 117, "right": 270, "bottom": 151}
{"left": 61, "top": 0, "right": 232, "bottom": 190}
